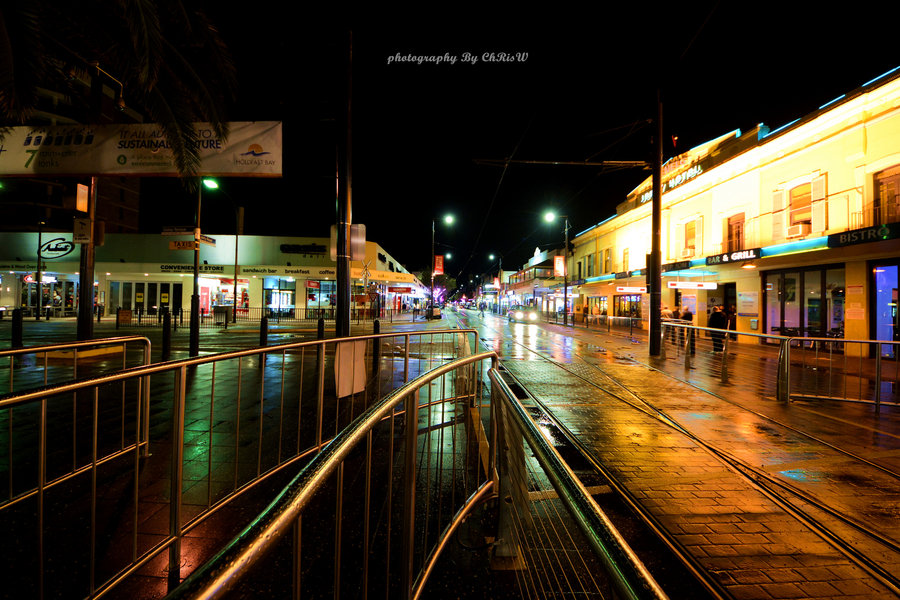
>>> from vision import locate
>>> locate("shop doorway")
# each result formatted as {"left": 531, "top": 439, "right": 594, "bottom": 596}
{"left": 873, "top": 263, "right": 900, "bottom": 358}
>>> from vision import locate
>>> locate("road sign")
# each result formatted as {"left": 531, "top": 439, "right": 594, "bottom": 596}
{"left": 74, "top": 218, "right": 91, "bottom": 244}
{"left": 199, "top": 235, "right": 216, "bottom": 247}
{"left": 162, "top": 226, "right": 193, "bottom": 236}
{"left": 169, "top": 240, "right": 198, "bottom": 251}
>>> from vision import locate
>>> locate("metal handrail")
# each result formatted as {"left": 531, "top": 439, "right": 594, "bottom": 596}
{"left": 166, "top": 350, "right": 499, "bottom": 600}
{"left": 0, "top": 330, "right": 479, "bottom": 408}
{"left": 0, "top": 328, "right": 478, "bottom": 600}
{"left": 489, "top": 369, "right": 668, "bottom": 600}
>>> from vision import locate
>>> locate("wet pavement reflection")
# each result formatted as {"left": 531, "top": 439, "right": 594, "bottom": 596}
{"left": 451, "top": 308, "right": 900, "bottom": 600}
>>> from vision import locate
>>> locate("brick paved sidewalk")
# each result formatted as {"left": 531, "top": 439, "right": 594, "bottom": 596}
{"left": 501, "top": 333, "right": 900, "bottom": 600}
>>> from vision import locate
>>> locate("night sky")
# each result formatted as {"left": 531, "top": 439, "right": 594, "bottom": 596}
{"left": 156, "top": 5, "right": 900, "bottom": 290}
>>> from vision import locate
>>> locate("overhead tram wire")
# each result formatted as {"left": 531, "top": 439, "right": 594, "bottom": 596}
{"left": 457, "top": 114, "right": 535, "bottom": 278}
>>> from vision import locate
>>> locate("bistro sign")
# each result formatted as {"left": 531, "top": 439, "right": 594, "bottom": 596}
{"left": 706, "top": 248, "right": 760, "bottom": 266}
{"left": 827, "top": 223, "right": 900, "bottom": 248}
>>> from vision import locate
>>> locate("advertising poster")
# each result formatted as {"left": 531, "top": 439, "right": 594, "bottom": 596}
{"left": 737, "top": 291, "right": 759, "bottom": 317}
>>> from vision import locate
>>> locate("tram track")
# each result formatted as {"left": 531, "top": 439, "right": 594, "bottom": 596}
{"left": 457, "top": 311, "right": 900, "bottom": 597}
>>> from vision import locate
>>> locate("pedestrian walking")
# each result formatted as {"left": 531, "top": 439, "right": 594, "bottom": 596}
{"left": 661, "top": 305, "right": 674, "bottom": 343}
{"left": 708, "top": 305, "right": 727, "bottom": 352}
{"left": 680, "top": 305, "right": 695, "bottom": 354}
{"left": 726, "top": 305, "right": 737, "bottom": 340}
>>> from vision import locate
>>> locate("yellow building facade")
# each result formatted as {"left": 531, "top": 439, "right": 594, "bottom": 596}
{"left": 569, "top": 67, "right": 900, "bottom": 351}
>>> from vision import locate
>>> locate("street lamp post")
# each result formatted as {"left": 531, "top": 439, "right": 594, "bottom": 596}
{"left": 544, "top": 212, "right": 571, "bottom": 326}
{"left": 190, "top": 178, "right": 218, "bottom": 357}
{"left": 233, "top": 205, "right": 243, "bottom": 323}
{"left": 430, "top": 214, "right": 454, "bottom": 318}
{"left": 489, "top": 253, "right": 503, "bottom": 313}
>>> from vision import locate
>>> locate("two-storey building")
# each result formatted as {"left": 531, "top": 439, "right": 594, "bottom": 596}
{"left": 568, "top": 66, "right": 900, "bottom": 351}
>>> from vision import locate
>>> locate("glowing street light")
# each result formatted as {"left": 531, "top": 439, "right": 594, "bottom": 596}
{"left": 544, "top": 211, "right": 571, "bottom": 326}
{"left": 430, "top": 214, "right": 454, "bottom": 318}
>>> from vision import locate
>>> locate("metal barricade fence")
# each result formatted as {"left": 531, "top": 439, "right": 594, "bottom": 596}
{"left": 659, "top": 323, "right": 900, "bottom": 409}
{"left": 786, "top": 337, "right": 900, "bottom": 410}
{"left": 112, "top": 307, "right": 407, "bottom": 329}
{"left": 0, "top": 328, "right": 478, "bottom": 600}
{"left": 488, "top": 369, "right": 666, "bottom": 600}
{"left": 165, "top": 354, "right": 666, "bottom": 600}
{"left": 0, "top": 335, "right": 152, "bottom": 394}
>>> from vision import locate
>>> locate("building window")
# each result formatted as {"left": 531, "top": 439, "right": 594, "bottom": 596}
{"left": 622, "top": 248, "right": 629, "bottom": 272}
{"left": 789, "top": 182, "right": 812, "bottom": 226}
{"left": 726, "top": 213, "right": 745, "bottom": 252}
{"left": 875, "top": 165, "right": 900, "bottom": 225}
{"left": 587, "top": 253, "right": 595, "bottom": 277}
{"left": 675, "top": 217, "right": 703, "bottom": 258}
{"left": 685, "top": 220, "right": 696, "bottom": 251}
{"left": 603, "top": 248, "right": 612, "bottom": 273}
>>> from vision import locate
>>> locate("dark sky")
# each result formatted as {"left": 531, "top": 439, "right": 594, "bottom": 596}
{"left": 170, "top": 5, "right": 900, "bottom": 290}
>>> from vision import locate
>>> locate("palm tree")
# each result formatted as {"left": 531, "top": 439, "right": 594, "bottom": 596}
{"left": 0, "top": 1, "right": 237, "bottom": 181}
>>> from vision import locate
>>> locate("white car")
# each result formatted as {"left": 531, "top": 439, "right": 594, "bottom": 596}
{"left": 507, "top": 305, "right": 539, "bottom": 323}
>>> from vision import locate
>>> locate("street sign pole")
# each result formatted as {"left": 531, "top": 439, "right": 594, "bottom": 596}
{"left": 190, "top": 186, "right": 202, "bottom": 357}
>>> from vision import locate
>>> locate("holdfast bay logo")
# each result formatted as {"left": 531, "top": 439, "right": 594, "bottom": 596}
{"left": 236, "top": 143, "right": 275, "bottom": 167}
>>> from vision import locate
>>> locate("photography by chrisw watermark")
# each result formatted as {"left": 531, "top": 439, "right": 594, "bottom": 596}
{"left": 386, "top": 51, "right": 529, "bottom": 66}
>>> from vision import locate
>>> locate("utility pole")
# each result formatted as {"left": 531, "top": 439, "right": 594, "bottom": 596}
{"left": 76, "top": 177, "right": 97, "bottom": 340}
{"left": 335, "top": 31, "right": 352, "bottom": 338}
{"left": 649, "top": 91, "right": 663, "bottom": 356}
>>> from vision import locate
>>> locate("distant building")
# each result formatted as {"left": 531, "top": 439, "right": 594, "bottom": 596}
{"left": 0, "top": 233, "right": 426, "bottom": 317}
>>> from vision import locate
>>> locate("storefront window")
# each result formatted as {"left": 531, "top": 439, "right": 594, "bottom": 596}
{"left": 614, "top": 294, "right": 641, "bottom": 318}
{"left": 764, "top": 266, "right": 844, "bottom": 342}
{"left": 305, "top": 280, "right": 336, "bottom": 309}
{"left": 264, "top": 277, "right": 297, "bottom": 316}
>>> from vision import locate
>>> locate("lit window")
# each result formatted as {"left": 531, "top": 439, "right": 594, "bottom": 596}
{"left": 790, "top": 183, "right": 812, "bottom": 226}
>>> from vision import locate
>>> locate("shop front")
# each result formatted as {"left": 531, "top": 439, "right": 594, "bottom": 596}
{"left": 762, "top": 265, "right": 845, "bottom": 343}
{"left": 872, "top": 260, "right": 900, "bottom": 357}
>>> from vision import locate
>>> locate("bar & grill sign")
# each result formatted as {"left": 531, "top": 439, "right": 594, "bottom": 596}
{"left": 705, "top": 248, "right": 760, "bottom": 265}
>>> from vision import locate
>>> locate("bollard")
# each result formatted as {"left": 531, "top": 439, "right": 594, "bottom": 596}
{"left": 372, "top": 319, "right": 381, "bottom": 375}
{"left": 11, "top": 309, "right": 23, "bottom": 349}
{"left": 116, "top": 307, "right": 121, "bottom": 330}
{"left": 45, "top": 307, "right": 51, "bottom": 321}
{"left": 162, "top": 312, "right": 172, "bottom": 360}
{"left": 317, "top": 317, "right": 325, "bottom": 340}
{"left": 97, "top": 308, "right": 101, "bottom": 323}
{"left": 720, "top": 335, "right": 729, "bottom": 383}
{"left": 259, "top": 316, "right": 268, "bottom": 347}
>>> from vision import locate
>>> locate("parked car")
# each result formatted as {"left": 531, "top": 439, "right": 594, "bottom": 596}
{"left": 507, "top": 305, "right": 539, "bottom": 323}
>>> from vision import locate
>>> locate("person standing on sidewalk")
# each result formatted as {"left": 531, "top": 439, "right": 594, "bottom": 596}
{"left": 708, "top": 305, "right": 728, "bottom": 352}
{"left": 681, "top": 305, "right": 695, "bottom": 354}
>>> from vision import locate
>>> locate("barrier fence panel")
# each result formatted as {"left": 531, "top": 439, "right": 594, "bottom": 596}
{"left": 164, "top": 354, "right": 667, "bottom": 600}
{"left": 659, "top": 323, "right": 899, "bottom": 408}
{"left": 0, "top": 329, "right": 480, "bottom": 600}
{"left": 788, "top": 338, "right": 900, "bottom": 409}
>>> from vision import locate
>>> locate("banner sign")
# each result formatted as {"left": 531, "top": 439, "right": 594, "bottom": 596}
{"left": 434, "top": 255, "right": 444, "bottom": 275}
{"left": 389, "top": 287, "right": 412, "bottom": 293}
{"left": 0, "top": 121, "right": 282, "bottom": 177}
{"left": 616, "top": 286, "right": 646, "bottom": 293}
{"left": 554, "top": 256, "right": 566, "bottom": 277}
